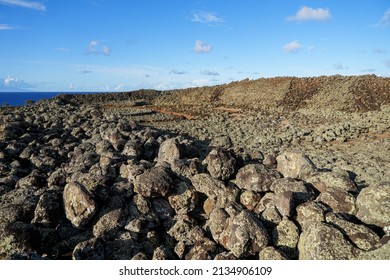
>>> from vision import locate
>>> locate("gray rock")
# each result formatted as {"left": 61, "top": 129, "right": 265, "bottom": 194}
{"left": 259, "top": 246, "right": 288, "bottom": 260}
{"left": 270, "top": 178, "right": 314, "bottom": 205}
{"left": 207, "top": 208, "right": 229, "bottom": 242}
{"left": 93, "top": 208, "right": 124, "bottom": 238}
{"left": 325, "top": 213, "right": 380, "bottom": 251}
{"left": 157, "top": 138, "right": 183, "bottom": 164}
{"left": 240, "top": 190, "right": 262, "bottom": 211}
{"left": 236, "top": 164, "right": 281, "bottom": 192}
{"left": 203, "top": 148, "right": 236, "bottom": 180}
{"left": 296, "top": 201, "right": 329, "bottom": 230}
{"left": 298, "top": 222, "right": 360, "bottom": 259}
{"left": 191, "top": 173, "right": 225, "bottom": 199}
{"left": 276, "top": 152, "right": 317, "bottom": 180}
{"left": 218, "top": 210, "right": 270, "bottom": 258}
{"left": 209, "top": 135, "right": 233, "bottom": 150}
{"left": 272, "top": 218, "right": 299, "bottom": 258}
{"left": 32, "top": 192, "right": 62, "bottom": 225}
{"left": 72, "top": 238, "right": 105, "bottom": 260}
{"left": 356, "top": 182, "right": 390, "bottom": 228}
{"left": 134, "top": 166, "right": 173, "bottom": 198}
{"left": 307, "top": 171, "right": 357, "bottom": 193}
{"left": 168, "top": 182, "right": 198, "bottom": 214}
{"left": 63, "top": 182, "right": 98, "bottom": 229}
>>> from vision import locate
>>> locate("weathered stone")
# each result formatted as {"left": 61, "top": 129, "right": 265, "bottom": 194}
{"left": 209, "top": 135, "right": 233, "bottom": 150}
{"left": 104, "top": 238, "right": 142, "bottom": 260}
{"left": 276, "top": 152, "right": 317, "bottom": 180}
{"left": 151, "top": 198, "right": 175, "bottom": 222}
{"left": 307, "top": 171, "right": 357, "bottom": 193}
{"left": 153, "top": 245, "right": 174, "bottom": 260}
{"left": 296, "top": 201, "right": 329, "bottom": 230}
{"left": 273, "top": 191, "right": 295, "bottom": 217}
{"left": 122, "top": 139, "right": 143, "bottom": 159}
{"left": 263, "top": 153, "right": 277, "bottom": 169}
{"left": 298, "top": 222, "right": 360, "bottom": 259}
{"left": 133, "top": 194, "right": 151, "bottom": 214}
{"left": 317, "top": 188, "right": 356, "bottom": 214}
{"left": 272, "top": 218, "right": 299, "bottom": 258}
{"left": 134, "top": 166, "right": 173, "bottom": 198}
{"left": 358, "top": 239, "right": 390, "bottom": 260}
{"left": 218, "top": 210, "right": 270, "bottom": 258}
{"left": 63, "top": 182, "right": 97, "bottom": 229}
{"left": 119, "top": 161, "right": 145, "bottom": 183}
{"left": 72, "top": 238, "right": 105, "bottom": 260}
{"left": 167, "top": 215, "right": 197, "bottom": 242}
{"left": 270, "top": 178, "right": 314, "bottom": 205}
{"left": 168, "top": 182, "right": 198, "bottom": 214}
{"left": 214, "top": 251, "right": 237, "bottom": 260}
{"left": 203, "top": 148, "right": 236, "bottom": 180}
{"left": 240, "top": 190, "right": 262, "bottom": 211}
{"left": 157, "top": 138, "right": 183, "bottom": 164}
{"left": 325, "top": 212, "right": 380, "bottom": 251}
{"left": 208, "top": 208, "right": 229, "bottom": 242}
{"left": 191, "top": 173, "right": 225, "bottom": 199}
{"left": 260, "top": 205, "right": 282, "bottom": 227}
{"left": 32, "top": 192, "right": 62, "bottom": 225}
{"left": 356, "top": 182, "right": 390, "bottom": 228}
{"left": 259, "top": 246, "right": 288, "bottom": 260}
{"left": 236, "top": 164, "right": 281, "bottom": 192}
{"left": 93, "top": 208, "right": 123, "bottom": 238}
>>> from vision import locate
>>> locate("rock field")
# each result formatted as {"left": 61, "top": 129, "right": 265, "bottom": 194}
{"left": 0, "top": 75, "right": 389, "bottom": 260}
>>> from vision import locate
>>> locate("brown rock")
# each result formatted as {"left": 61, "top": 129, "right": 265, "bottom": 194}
{"left": 240, "top": 190, "right": 262, "bottom": 211}
{"left": 236, "top": 164, "right": 281, "bottom": 192}
{"left": 296, "top": 201, "right": 328, "bottom": 230}
{"left": 134, "top": 166, "right": 173, "bottom": 198}
{"left": 218, "top": 210, "right": 269, "bottom": 258}
{"left": 317, "top": 188, "right": 356, "bottom": 214}
{"left": 203, "top": 148, "right": 236, "bottom": 180}
{"left": 307, "top": 171, "right": 357, "bottom": 193}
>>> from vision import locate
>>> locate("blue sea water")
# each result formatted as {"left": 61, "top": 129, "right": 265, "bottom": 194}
{"left": 0, "top": 92, "right": 93, "bottom": 106}
{"left": 0, "top": 92, "right": 60, "bottom": 106}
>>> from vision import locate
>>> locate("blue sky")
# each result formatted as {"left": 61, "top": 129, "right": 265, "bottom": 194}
{"left": 0, "top": 0, "right": 389, "bottom": 92}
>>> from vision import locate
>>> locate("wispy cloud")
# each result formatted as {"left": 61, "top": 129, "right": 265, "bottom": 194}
{"left": 283, "top": 40, "right": 301, "bottom": 53}
{"left": 287, "top": 6, "right": 331, "bottom": 21}
{"left": 86, "top": 40, "right": 111, "bottom": 56}
{"left": 0, "top": 0, "right": 46, "bottom": 11}
{"left": 191, "top": 10, "right": 224, "bottom": 26}
{"left": 373, "top": 8, "right": 390, "bottom": 27}
{"left": 360, "top": 69, "right": 376, "bottom": 73}
{"left": 372, "top": 48, "right": 387, "bottom": 53}
{"left": 193, "top": 40, "right": 212, "bottom": 53}
{"left": 333, "top": 62, "right": 348, "bottom": 70}
{"left": 0, "top": 23, "right": 16, "bottom": 30}
{"left": 80, "top": 70, "right": 92, "bottom": 74}
{"left": 201, "top": 70, "right": 220, "bottom": 76}
{"left": 170, "top": 70, "right": 187, "bottom": 75}
{"left": 54, "top": 47, "right": 70, "bottom": 52}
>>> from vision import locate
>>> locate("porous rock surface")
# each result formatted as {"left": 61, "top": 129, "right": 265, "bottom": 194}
{"left": 0, "top": 75, "right": 389, "bottom": 260}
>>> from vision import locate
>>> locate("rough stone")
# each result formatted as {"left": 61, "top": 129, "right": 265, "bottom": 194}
{"left": 276, "top": 152, "right": 317, "bottom": 180}
{"left": 218, "top": 210, "right": 270, "bottom": 258}
{"left": 298, "top": 222, "right": 360, "bottom": 260}
{"left": 356, "top": 182, "right": 390, "bottom": 228}
{"left": 63, "top": 182, "right": 98, "bottom": 229}
{"left": 236, "top": 164, "right": 281, "bottom": 192}
{"left": 191, "top": 173, "right": 225, "bottom": 199}
{"left": 307, "top": 171, "right": 357, "bottom": 193}
{"left": 203, "top": 148, "right": 236, "bottom": 180}
{"left": 317, "top": 188, "right": 356, "bottom": 214}
{"left": 134, "top": 166, "right": 173, "bottom": 198}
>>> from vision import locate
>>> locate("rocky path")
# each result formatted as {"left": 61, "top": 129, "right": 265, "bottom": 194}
{"left": 0, "top": 95, "right": 389, "bottom": 260}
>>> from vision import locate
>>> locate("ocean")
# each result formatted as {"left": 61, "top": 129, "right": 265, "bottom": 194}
{"left": 0, "top": 92, "right": 93, "bottom": 106}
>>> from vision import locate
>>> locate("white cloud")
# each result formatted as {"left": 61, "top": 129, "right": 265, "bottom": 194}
{"left": 193, "top": 40, "right": 212, "bottom": 53}
{"left": 0, "top": 24, "right": 16, "bottom": 30}
{"left": 86, "top": 40, "right": 111, "bottom": 56}
{"left": 376, "top": 8, "right": 390, "bottom": 27}
{"left": 287, "top": 6, "right": 331, "bottom": 21}
{"left": 102, "top": 45, "right": 111, "bottom": 56}
{"left": 54, "top": 47, "right": 70, "bottom": 52}
{"left": 114, "top": 84, "right": 124, "bottom": 91}
{"left": 333, "top": 62, "right": 348, "bottom": 70}
{"left": 1, "top": 76, "right": 31, "bottom": 88}
{"left": 191, "top": 10, "right": 224, "bottom": 25}
{"left": 372, "top": 48, "right": 387, "bottom": 53}
{"left": 283, "top": 40, "right": 302, "bottom": 53}
{"left": 0, "top": 0, "right": 46, "bottom": 11}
